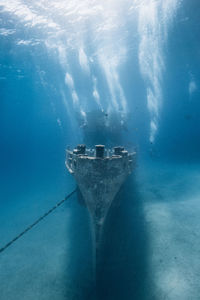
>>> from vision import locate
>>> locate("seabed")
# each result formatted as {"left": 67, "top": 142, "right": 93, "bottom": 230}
{"left": 1, "top": 160, "right": 200, "bottom": 299}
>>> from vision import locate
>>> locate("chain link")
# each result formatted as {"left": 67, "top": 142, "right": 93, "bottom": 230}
{"left": 0, "top": 189, "right": 76, "bottom": 254}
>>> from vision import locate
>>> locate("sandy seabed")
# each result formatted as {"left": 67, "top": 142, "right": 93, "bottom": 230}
{"left": 0, "top": 160, "right": 200, "bottom": 300}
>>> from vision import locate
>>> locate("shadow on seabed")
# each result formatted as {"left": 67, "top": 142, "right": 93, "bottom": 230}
{"left": 96, "top": 172, "right": 151, "bottom": 300}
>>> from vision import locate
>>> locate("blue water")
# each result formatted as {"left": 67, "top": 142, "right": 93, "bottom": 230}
{"left": 1, "top": 0, "right": 200, "bottom": 299}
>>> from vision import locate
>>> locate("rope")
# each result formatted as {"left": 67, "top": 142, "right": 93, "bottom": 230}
{"left": 0, "top": 189, "right": 76, "bottom": 254}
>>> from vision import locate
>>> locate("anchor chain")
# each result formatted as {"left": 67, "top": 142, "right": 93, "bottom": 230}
{"left": 0, "top": 189, "right": 76, "bottom": 254}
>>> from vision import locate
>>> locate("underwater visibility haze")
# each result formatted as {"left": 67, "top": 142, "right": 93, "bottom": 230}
{"left": 1, "top": 0, "right": 200, "bottom": 299}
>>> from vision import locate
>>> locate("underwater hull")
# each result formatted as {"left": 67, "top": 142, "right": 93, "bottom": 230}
{"left": 74, "top": 163, "right": 129, "bottom": 245}
{"left": 66, "top": 145, "right": 135, "bottom": 245}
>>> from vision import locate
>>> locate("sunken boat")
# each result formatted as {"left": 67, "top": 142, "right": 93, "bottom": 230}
{"left": 66, "top": 144, "right": 136, "bottom": 245}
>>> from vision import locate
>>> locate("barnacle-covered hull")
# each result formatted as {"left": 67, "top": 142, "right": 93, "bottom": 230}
{"left": 66, "top": 145, "right": 135, "bottom": 245}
